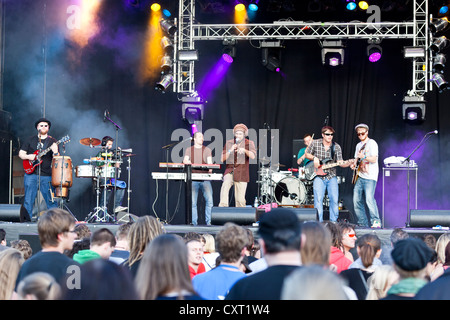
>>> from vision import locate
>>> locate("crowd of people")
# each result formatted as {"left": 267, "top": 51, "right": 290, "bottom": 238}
{"left": 0, "top": 207, "right": 449, "bottom": 301}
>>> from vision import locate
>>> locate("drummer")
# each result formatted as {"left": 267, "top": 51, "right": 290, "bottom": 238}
{"left": 297, "top": 133, "right": 312, "bottom": 167}
{"left": 96, "top": 136, "right": 127, "bottom": 214}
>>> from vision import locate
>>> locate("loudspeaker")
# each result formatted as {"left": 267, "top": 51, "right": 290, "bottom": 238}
{"left": 410, "top": 210, "right": 450, "bottom": 228}
{"left": 211, "top": 207, "right": 257, "bottom": 225}
{"left": 285, "top": 207, "right": 318, "bottom": 222}
{"left": 0, "top": 204, "right": 27, "bottom": 222}
{"left": 19, "top": 234, "right": 41, "bottom": 255}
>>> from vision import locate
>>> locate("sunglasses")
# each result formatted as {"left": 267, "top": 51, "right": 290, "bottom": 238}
{"left": 323, "top": 133, "right": 334, "bottom": 136}
{"left": 357, "top": 132, "right": 367, "bottom": 136}
{"left": 345, "top": 233, "right": 357, "bottom": 238}
{"left": 39, "top": 124, "right": 49, "bottom": 127}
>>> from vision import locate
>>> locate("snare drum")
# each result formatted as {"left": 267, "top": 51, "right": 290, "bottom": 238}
{"left": 76, "top": 165, "right": 95, "bottom": 178}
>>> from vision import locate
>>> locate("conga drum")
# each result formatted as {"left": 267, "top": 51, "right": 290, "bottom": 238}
{"left": 52, "top": 156, "right": 73, "bottom": 188}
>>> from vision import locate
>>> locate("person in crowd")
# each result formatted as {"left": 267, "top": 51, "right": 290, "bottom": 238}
{"left": 365, "top": 265, "right": 399, "bottom": 300}
{"left": 135, "top": 234, "right": 203, "bottom": 300}
{"left": 244, "top": 228, "right": 258, "bottom": 264}
{"left": 340, "top": 221, "right": 357, "bottom": 263}
{"left": 382, "top": 238, "right": 432, "bottom": 300}
{"left": 73, "top": 228, "right": 116, "bottom": 264}
{"left": 201, "top": 233, "right": 219, "bottom": 272}
{"left": 15, "top": 272, "right": 61, "bottom": 300}
{"left": 300, "top": 221, "right": 332, "bottom": 266}
{"left": 109, "top": 222, "right": 133, "bottom": 265}
{"left": 281, "top": 265, "right": 350, "bottom": 300}
{"left": 340, "top": 233, "right": 383, "bottom": 300}
{"left": 73, "top": 224, "right": 91, "bottom": 240}
{"left": 60, "top": 259, "right": 138, "bottom": 300}
{"left": 225, "top": 208, "right": 303, "bottom": 300}
{"left": 13, "top": 208, "right": 78, "bottom": 296}
{"left": 193, "top": 223, "right": 248, "bottom": 300}
{"left": 324, "top": 221, "right": 352, "bottom": 273}
{"left": 10, "top": 240, "right": 33, "bottom": 260}
{"left": 0, "top": 249, "right": 25, "bottom": 300}
{"left": 0, "top": 229, "right": 8, "bottom": 251}
{"left": 124, "top": 215, "right": 165, "bottom": 277}
{"left": 186, "top": 237, "right": 206, "bottom": 279}
{"left": 430, "top": 232, "right": 450, "bottom": 280}
{"left": 65, "top": 237, "right": 90, "bottom": 259}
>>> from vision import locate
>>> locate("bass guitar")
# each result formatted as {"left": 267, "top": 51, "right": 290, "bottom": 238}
{"left": 351, "top": 143, "right": 367, "bottom": 184}
{"left": 304, "top": 157, "right": 354, "bottom": 181}
{"left": 23, "top": 135, "right": 70, "bottom": 174}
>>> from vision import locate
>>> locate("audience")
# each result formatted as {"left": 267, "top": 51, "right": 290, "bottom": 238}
{"left": 430, "top": 232, "right": 450, "bottom": 280}
{"left": 10, "top": 239, "right": 33, "bottom": 260}
{"left": 185, "top": 237, "right": 206, "bottom": 279}
{"left": 365, "top": 265, "right": 399, "bottom": 300}
{"left": 324, "top": 221, "right": 352, "bottom": 273}
{"left": 16, "top": 272, "right": 61, "bottom": 300}
{"left": 225, "top": 208, "right": 303, "bottom": 300}
{"left": 0, "top": 229, "right": 8, "bottom": 251}
{"left": 109, "top": 222, "right": 133, "bottom": 265}
{"left": 339, "top": 221, "right": 357, "bottom": 263}
{"left": 73, "top": 228, "right": 116, "bottom": 264}
{"left": 192, "top": 223, "right": 248, "bottom": 300}
{"left": 201, "top": 233, "right": 219, "bottom": 271}
{"left": 0, "top": 248, "right": 25, "bottom": 300}
{"left": 135, "top": 234, "right": 203, "bottom": 300}
{"left": 300, "top": 221, "right": 332, "bottom": 266}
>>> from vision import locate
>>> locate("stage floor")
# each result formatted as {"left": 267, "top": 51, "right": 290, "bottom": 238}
{"left": 0, "top": 220, "right": 447, "bottom": 264}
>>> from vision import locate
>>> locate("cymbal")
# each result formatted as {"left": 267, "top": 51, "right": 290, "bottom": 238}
{"left": 80, "top": 137, "right": 101, "bottom": 146}
{"left": 273, "top": 163, "right": 286, "bottom": 167}
{"left": 122, "top": 153, "right": 136, "bottom": 157}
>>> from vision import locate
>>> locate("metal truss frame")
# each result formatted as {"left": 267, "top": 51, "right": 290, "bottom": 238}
{"left": 175, "top": 0, "right": 430, "bottom": 97}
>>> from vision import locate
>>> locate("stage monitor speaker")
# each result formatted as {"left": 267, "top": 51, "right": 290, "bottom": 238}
{"left": 19, "top": 234, "right": 41, "bottom": 255}
{"left": 0, "top": 204, "right": 26, "bottom": 222}
{"left": 272, "top": 207, "right": 318, "bottom": 222}
{"left": 211, "top": 207, "right": 257, "bottom": 225}
{"left": 116, "top": 212, "right": 139, "bottom": 223}
{"left": 409, "top": 210, "right": 450, "bottom": 228}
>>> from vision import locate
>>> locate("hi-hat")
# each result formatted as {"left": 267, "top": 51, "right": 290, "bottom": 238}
{"left": 80, "top": 137, "right": 101, "bottom": 146}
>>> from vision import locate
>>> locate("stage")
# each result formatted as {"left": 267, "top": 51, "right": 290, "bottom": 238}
{"left": 0, "top": 219, "right": 447, "bottom": 265}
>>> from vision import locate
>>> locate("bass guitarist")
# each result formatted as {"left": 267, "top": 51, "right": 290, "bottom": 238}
{"left": 350, "top": 123, "right": 381, "bottom": 228}
{"left": 305, "top": 126, "right": 351, "bottom": 222}
{"left": 18, "top": 118, "right": 59, "bottom": 221}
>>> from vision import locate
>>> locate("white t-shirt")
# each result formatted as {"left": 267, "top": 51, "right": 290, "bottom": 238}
{"left": 354, "top": 139, "right": 379, "bottom": 181}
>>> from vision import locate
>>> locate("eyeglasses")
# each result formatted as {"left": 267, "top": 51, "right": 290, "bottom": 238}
{"left": 357, "top": 132, "right": 367, "bottom": 136}
{"left": 323, "top": 133, "right": 334, "bottom": 136}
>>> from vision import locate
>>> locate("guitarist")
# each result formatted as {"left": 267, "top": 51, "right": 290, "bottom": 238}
{"left": 305, "top": 126, "right": 351, "bottom": 222}
{"left": 350, "top": 123, "right": 381, "bottom": 228}
{"left": 18, "top": 118, "right": 59, "bottom": 221}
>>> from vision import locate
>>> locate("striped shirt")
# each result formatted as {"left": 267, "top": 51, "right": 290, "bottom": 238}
{"left": 305, "top": 138, "right": 343, "bottom": 179}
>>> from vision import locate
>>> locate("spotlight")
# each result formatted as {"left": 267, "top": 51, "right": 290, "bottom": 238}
{"left": 178, "top": 50, "right": 199, "bottom": 61}
{"left": 155, "top": 74, "right": 175, "bottom": 92}
{"left": 321, "top": 40, "right": 345, "bottom": 67}
{"left": 346, "top": 1, "right": 357, "bottom": 11}
{"left": 432, "top": 73, "right": 450, "bottom": 92}
{"left": 402, "top": 96, "right": 426, "bottom": 123}
{"left": 439, "top": 5, "right": 449, "bottom": 15}
{"left": 358, "top": 1, "right": 369, "bottom": 10}
{"left": 432, "top": 53, "right": 446, "bottom": 73}
{"left": 150, "top": 3, "right": 161, "bottom": 11}
{"left": 222, "top": 53, "right": 234, "bottom": 64}
{"left": 430, "top": 36, "right": 449, "bottom": 54}
{"left": 223, "top": 38, "right": 237, "bottom": 58}
{"left": 249, "top": 3, "right": 259, "bottom": 11}
{"left": 182, "top": 96, "right": 204, "bottom": 124}
{"left": 161, "top": 36, "right": 174, "bottom": 53}
{"left": 162, "top": 9, "right": 171, "bottom": 17}
{"left": 367, "top": 42, "right": 382, "bottom": 62}
{"left": 430, "top": 18, "right": 449, "bottom": 35}
{"left": 235, "top": 3, "right": 246, "bottom": 12}
{"left": 403, "top": 46, "right": 425, "bottom": 58}
{"left": 261, "top": 41, "right": 282, "bottom": 72}
{"left": 160, "top": 19, "right": 177, "bottom": 36}
{"left": 160, "top": 55, "right": 173, "bottom": 74}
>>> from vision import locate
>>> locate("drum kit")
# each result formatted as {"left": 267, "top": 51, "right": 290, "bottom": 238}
{"left": 49, "top": 136, "right": 135, "bottom": 223}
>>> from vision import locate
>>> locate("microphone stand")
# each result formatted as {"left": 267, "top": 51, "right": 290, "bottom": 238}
{"left": 402, "top": 132, "right": 435, "bottom": 227}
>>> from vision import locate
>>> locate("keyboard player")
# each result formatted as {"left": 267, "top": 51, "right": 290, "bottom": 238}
{"left": 183, "top": 132, "right": 214, "bottom": 225}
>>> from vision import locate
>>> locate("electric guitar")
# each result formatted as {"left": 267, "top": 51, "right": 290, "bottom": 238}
{"left": 352, "top": 143, "right": 367, "bottom": 184}
{"left": 23, "top": 135, "right": 70, "bottom": 174}
{"left": 304, "top": 157, "right": 354, "bottom": 181}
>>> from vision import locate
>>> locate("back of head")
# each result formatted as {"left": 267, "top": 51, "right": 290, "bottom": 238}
{"left": 17, "top": 272, "right": 61, "bottom": 300}
{"left": 357, "top": 233, "right": 382, "bottom": 269}
{"left": 391, "top": 238, "right": 433, "bottom": 277}
{"left": 281, "top": 265, "right": 348, "bottom": 300}
{"left": 435, "top": 232, "right": 450, "bottom": 265}
{"left": 116, "top": 222, "right": 133, "bottom": 241}
{"left": 366, "top": 265, "right": 399, "bottom": 300}
{"left": 0, "top": 248, "right": 25, "bottom": 300}
{"left": 37, "top": 208, "right": 76, "bottom": 248}
{"left": 136, "top": 234, "right": 193, "bottom": 300}
{"left": 301, "top": 221, "right": 331, "bottom": 266}
{"left": 258, "top": 208, "right": 302, "bottom": 254}
{"left": 216, "top": 223, "right": 249, "bottom": 263}
{"left": 390, "top": 228, "right": 409, "bottom": 246}
{"left": 202, "top": 233, "right": 216, "bottom": 253}
{"left": 90, "top": 228, "right": 116, "bottom": 247}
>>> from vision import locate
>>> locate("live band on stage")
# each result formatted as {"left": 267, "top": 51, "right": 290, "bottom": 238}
{"left": 19, "top": 117, "right": 385, "bottom": 228}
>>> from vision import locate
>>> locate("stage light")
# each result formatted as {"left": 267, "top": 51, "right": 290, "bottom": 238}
{"left": 432, "top": 73, "right": 450, "bottom": 92}
{"left": 432, "top": 53, "right": 446, "bottom": 73}
{"left": 162, "top": 9, "right": 171, "bottom": 17}
{"left": 261, "top": 41, "right": 282, "bottom": 72}
{"left": 161, "top": 36, "right": 173, "bottom": 53}
{"left": 346, "top": 1, "right": 357, "bottom": 11}
{"left": 358, "top": 1, "right": 369, "bottom": 10}
{"left": 403, "top": 46, "right": 425, "bottom": 58}
{"left": 182, "top": 96, "right": 204, "bottom": 124}
{"left": 222, "top": 53, "right": 234, "bottom": 64}
{"left": 367, "top": 43, "right": 382, "bottom": 62}
{"left": 439, "top": 5, "right": 449, "bottom": 15}
{"left": 178, "top": 50, "right": 199, "bottom": 61}
{"left": 235, "top": 3, "right": 246, "bottom": 12}
{"left": 223, "top": 38, "right": 237, "bottom": 58}
{"left": 430, "top": 18, "right": 449, "bottom": 35}
{"left": 430, "top": 36, "right": 449, "bottom": 54}
{"left": 321, "top": 40, "right": 345, "bottom": 67}
{"left": 160, "top": 19, "right": 177, "bottom": 36}
{"left": 150, "top": 3, "right": 161, "bottom": 12}
{"left": 155, "top": 74, "right": 175, "bottom": 92}
{"left": 402, "top": 96, "right": 426, "bottom": 123}
{"left": 249, "top": 3, "right": 259, "bottom": 11}
{"left": 160, "top": 55, "right": 173, "bottom": 74}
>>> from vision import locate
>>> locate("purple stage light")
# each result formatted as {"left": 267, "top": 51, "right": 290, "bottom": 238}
{"left": 197, "top": 54, "right": 233, "bottom": 100}
{"left": 407, "top": 111, "right": 418, "bottom": 120}
{"left": 222, "top": 53, "right": 234, "bottom": 64}
{"left": 329, "top": 57, "right": 340, "bottom": 66}
{"left": 369, "top": 52, "right": 382, "bottom": 62}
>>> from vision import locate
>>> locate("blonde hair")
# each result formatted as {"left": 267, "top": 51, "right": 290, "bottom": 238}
{"left": 127, "top": 216, "right": 165, "bottom": 267}
{"left": 16, "top": 272, "right": 61, "bottom": 300}
{"left": 202, "top": 233, "right": 216, "bottom": 253}
{"left": 366, "top": 265, "right": 399, "bottom": 300}
{"left": 435, "top": 232, "right": 450, "bottom": 265}
{"left": 0, "top": 249, "right": 25, "bottom": 300}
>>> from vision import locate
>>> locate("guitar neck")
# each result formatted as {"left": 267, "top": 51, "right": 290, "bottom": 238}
{"left": 322, "top": 159, "right": 352, "bottom": 169}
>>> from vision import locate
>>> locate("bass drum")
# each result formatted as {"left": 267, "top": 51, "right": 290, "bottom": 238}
{"left": 274, "top": 177, "right": 307, "bottom": 206}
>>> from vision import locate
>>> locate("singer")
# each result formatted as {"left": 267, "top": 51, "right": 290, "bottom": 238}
{"left": 18, "top": 118, "right": 59, "bottom": 221}
{"left": 219, "top": 123, "right": 256, "bottom": 207}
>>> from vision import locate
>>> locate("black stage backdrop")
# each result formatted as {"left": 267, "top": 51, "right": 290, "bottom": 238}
{"left": 1, "top": 0, "right": 449, "bottom": 224}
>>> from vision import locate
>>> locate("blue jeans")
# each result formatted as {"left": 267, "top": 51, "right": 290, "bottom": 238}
{"left": 23, "top": 174, "right": 57, "bottom": 220}
{"left": 313, "top": 176, "right": 339, "bottom": 222}
{"left": 353, "top": 177, "right": 380, "bottom": 227}
{"left": 192, "top": 180, "right": 213, "bottom": 225}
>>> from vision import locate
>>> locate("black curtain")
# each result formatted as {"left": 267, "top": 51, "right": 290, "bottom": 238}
{"left": 2, "top": 0, "right": 449, "bottom": 224}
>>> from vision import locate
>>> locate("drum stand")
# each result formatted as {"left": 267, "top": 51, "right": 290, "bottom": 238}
{"left": 117, "top": 152, "right": 135, "bottom": 223}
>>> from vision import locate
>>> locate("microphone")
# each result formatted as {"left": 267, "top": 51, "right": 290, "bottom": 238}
{"left": 103, "top": 109, "right": 109, "bottom": 122}
{"left": 426, "top": 130, "right": 438, "bottom": 135}
{"left": 264, "top": 123, "right": 270, "bottom": 130}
